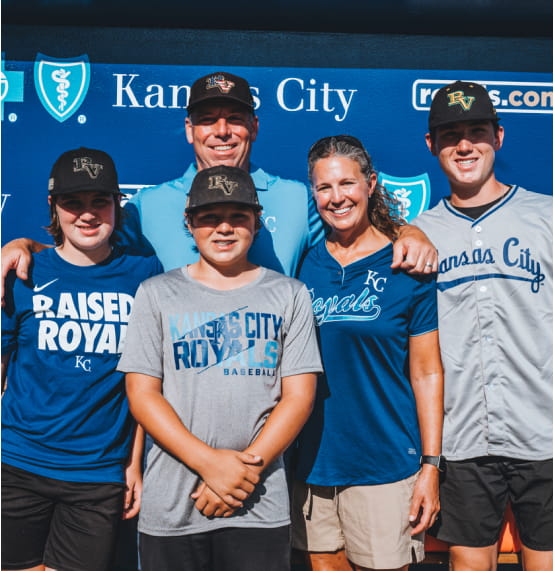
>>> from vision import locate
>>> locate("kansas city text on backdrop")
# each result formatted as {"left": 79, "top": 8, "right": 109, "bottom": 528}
{"left": 1, "top": 55, "right": 552, "bottom": 247}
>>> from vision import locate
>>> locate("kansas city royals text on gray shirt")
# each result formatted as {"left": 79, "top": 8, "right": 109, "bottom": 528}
{"left": 415, "top": 186, "right": 552, "bottom": 461}
{"left": 118, "top": 267, "right": 322, "bottom": 536}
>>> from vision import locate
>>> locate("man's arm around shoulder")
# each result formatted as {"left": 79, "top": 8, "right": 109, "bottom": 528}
{"left": 392, "top": 224, "right": 438, "bottom": 274}
{"left": 2, "top": 238, "right": 50, "bottom": 306}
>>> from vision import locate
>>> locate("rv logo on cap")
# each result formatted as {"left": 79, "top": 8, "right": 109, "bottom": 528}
{"left": 447, "top": 90, "right": 476, "bottom": 111}
{"left": 206, "top": 74, "right": 235, "bottom": 94}
{"left": 208, "top": 174, "right": 238, "bottom": 196}
{"left": 73, "top": 157, "right": 103, "bottom": 179}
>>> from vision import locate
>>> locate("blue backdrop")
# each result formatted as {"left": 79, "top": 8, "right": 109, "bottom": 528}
{"left": 1, "top": 57, "right": 552, "bottom": 245}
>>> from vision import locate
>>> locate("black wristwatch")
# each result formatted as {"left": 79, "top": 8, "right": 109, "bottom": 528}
{"left": 420, "top": 455, "right": 446, "bottom": 472}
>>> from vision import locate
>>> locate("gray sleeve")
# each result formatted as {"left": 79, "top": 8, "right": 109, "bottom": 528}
{"left": 117, "top": 281, "right": 164, "bottom": 379}
{"left": 279, "top": 284, "right": 323, "bottom": 378}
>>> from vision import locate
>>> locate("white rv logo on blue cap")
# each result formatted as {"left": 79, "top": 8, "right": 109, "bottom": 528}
{"left": 34, "top": 53, "right": 91, "bottom": 122}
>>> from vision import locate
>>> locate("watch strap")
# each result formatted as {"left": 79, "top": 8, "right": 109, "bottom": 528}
{"left": 420, "top": 455, "right": 445, "bottom": 471}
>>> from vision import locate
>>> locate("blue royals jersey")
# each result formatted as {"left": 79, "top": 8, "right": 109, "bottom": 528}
{"left": 1, "top": 247, "right": 162, "bottom": 483}
{"left": 296, "top": 240, "right": 438, "bottom": 486}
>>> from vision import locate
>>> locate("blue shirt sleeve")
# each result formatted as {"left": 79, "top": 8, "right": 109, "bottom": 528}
{"left": 147, "top": 255, "right": 165, "bottom": 278}
{"left": 408, "top": 274, "right": 438, "bottom": 336}
{"left": 117, "top": 198, "right": 157, "bottom": 258}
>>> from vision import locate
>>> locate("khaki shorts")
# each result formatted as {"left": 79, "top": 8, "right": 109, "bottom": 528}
{"left": 291, "top": 473, "right": 424, "bottom": 569}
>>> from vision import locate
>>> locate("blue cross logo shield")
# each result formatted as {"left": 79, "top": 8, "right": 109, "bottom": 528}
{"left": 1, "top": 55, "right": 24, "bottom": 121}
{"left": 34, "top": 53, "right": 90, "bottom": 122}
{"left": 378, "top": 172, "right": 431, "bottom": 223}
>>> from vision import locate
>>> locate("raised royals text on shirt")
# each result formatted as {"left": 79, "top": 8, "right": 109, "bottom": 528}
{"left": 1, "top": 248, "right": 163, "bottom": 483}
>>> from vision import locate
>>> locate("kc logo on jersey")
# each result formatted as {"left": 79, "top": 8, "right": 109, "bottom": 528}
{"left": 206, "top": 74, "right": 235, "bottom": 94}
{"left": 378, "top": 172, "right": 430, "bottom": 223}
{"left": 34, "top": 53, "right": 91, "bottom": 122}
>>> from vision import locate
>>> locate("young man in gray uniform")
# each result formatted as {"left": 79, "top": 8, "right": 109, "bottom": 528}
{"left": 415, "top": 80, "right": 552, "bottom": 571}
{"left": 118, "top": 165, "right": 322, "bottom": 571}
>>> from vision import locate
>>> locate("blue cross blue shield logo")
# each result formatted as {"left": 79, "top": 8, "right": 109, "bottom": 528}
{"left": 378, "top": 172, "right": 431, "bottom": 223}
{"left": 1, "top": 55, "right": 25, "bottom": 121}
{"left": 34, "top": 53, "right": 90, "bottom": 122}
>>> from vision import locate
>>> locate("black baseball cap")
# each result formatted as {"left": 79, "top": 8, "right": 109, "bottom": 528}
{"left": 428, "top": 80, "right": 499, "bottom": 131}
{"left": 185, "top": 166, "right": 261, "bottom": 213}
{"left": 187, "top": 72, "right": 255, "bottom": 113}
{"left": 48, "top": 147, "right": 120, "bottom": 196}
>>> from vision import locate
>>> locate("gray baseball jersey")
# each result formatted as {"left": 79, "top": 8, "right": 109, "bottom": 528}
{"left": 414, "top": 186, "right": 552, "bottom": 461}
{"left": 117, "top": 266, "right": 322, "bottom": 536}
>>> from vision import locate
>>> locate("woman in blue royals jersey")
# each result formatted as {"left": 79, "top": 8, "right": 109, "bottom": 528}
{"left": 1, "top": 148, "right": 162, "bottom": 571}
{"left": 292, "top": 135, "right": 444, "bottom": 571}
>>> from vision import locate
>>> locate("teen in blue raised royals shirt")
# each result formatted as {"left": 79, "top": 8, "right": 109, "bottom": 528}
{"left": 1, "top": 148, "right": 162, "bottom": 571}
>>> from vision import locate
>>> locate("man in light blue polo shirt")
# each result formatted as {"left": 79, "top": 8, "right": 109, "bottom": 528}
{"left": 1, "top": 71, "right": 438, "bottom": 282}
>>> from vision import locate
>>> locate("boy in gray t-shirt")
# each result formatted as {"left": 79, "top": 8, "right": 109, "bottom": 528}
{"left": 118, "top": 165, "right": 322, "bottom": 571}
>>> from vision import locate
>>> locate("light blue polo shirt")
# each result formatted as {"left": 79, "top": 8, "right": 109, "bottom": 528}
{"left": 120, "top": 163, "right": 324, "bottom": 276}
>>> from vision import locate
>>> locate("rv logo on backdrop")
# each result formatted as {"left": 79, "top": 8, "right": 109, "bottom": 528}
{"left": 378, "top": 173, "right": 430, "bottom": 223}
{"left": 34, "top": 54, "right": 91, "bottom": 122}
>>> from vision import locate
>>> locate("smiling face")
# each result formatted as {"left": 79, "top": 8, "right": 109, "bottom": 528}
{"left": 311, "top": 155, "right": 377, "bottom": 240}
{"left": 426, "top": 120, "right": 504, "bottom": 196}
{"left": 50, "top": 191, "right": 117, "bottom": 265}
{"left": 187, "top": 203, "right": 258, "bottom": 270}
{"left": 185, "top": 101, "right": 259, "bottom": 172}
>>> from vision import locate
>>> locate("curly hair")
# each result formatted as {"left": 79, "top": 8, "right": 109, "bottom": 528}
{"left": 307, "top": 135, "right": 404, "bottom": 241}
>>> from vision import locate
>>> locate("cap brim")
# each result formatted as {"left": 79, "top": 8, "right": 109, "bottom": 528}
{"left": 50, "top": 186, "right": 120, "bottom": 195}
{"left": 187, "top": 95, "right": 254, "bottom": 113}
{"left": 429, "top": 114, "right": 500, "bottom": 130}
{"left": 186, "top": 200, "right": 262, "bottom": 213}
